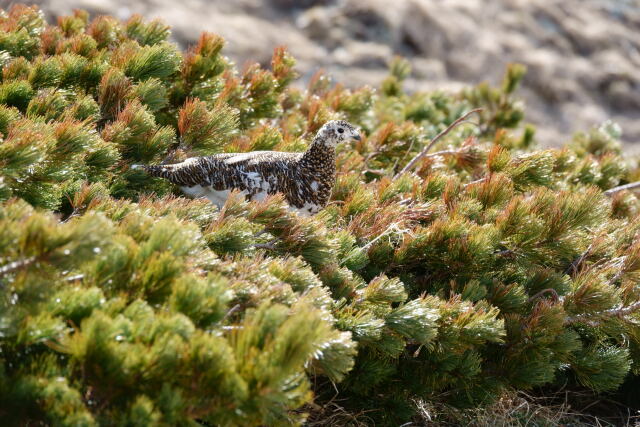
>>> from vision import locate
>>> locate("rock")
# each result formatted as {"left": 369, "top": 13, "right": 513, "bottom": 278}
{"left": 269, "top": 0, "right": 334, "bottom": 10}
{"left": 332, "top": 41, "right": 392, "bottom": 69}
{"left": 605, "top": 79, "right": 640, "bottom": 111}
{"left": 341, "top": 0, "right": 405, "bottom": 46}
{"left": 297, "top": 6, "right": 335, "bottom": 41}
{"left": 410, "top": 58, "right": 447, "bottom": 81}
{"left": 400, "top": 1, "right": 454, "bottom": 58}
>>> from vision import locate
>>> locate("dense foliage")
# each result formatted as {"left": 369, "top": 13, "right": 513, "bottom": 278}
{"left": 1, "top": 5, "right": 640, "bottom": 425}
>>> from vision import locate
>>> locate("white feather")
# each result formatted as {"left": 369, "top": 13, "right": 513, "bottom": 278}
{"left": 294, "top": 201, "right": 320, "bottom": 216}
{"left": 181, "top": 185, "right": 239, "bottom": 209}
{"left": 224, "top": 154, "right": 252, "bottom": 164}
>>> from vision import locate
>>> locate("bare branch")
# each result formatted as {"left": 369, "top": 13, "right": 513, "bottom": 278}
{"left": 253, "top": 240, "right": 278, "bottom": 250}
{"left": 223, "top": 304, "right": 242, "bottom": 320}
{"left": 341, "top": 223, "right": 412, "bottom": 266}
{"left": 395, "top": 108, "right": 482, "bottom": 179}
{"left": 253, "top": 229, "right": 269, "bottom": 238}
{"left": 527, "top": 288, "right": 560, "bottom": 303}
{"left": 463, "top": 177, "right": 488, "bottom": 188}
{"left": 424, "top": 149, "right": 459, "bottom": 158}
{"left": 604, "top": 181, "right": 640, "bottom": 196}
{"left": 566, "top": 301, "right": 640, "bottom": 326}
{"left": 495, "top": 249, "right": 515, "bottom": 256}
{"left": 0, "top": 256, "right": 36, "bottom": 276}
{"left": 608, "top": 269, "right": 625, "bottom": 286}
{"left": 564, "top": 243, "right": 594, "bottom": 276}
{"left": 160, "top": 138, "right": 188, "bottom": 165}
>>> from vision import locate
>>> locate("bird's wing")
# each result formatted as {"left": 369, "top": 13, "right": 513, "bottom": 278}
{"left": 141, "top": 151, "right": 302, "bottom": 191}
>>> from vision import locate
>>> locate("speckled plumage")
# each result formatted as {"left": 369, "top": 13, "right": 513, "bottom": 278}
{"left": 133, "top": 120, "right": 361, "bottom": 215}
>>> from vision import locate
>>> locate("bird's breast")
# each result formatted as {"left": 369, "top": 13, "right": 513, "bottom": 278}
{"left": 180, "top": 185, "right": 236, "bottom": 208}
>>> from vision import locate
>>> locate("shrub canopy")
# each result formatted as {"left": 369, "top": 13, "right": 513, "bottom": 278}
{"left": 1, "top": 5, "right": 640, "bottom": 426}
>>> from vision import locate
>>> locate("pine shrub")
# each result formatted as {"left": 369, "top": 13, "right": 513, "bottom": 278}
{"left": 1, "top": 5, "right": 640, "bottom": 425}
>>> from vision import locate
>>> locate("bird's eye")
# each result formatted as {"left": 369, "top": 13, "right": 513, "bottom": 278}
{"left": 338, "top": 128, "right": 344, "bottom": 134}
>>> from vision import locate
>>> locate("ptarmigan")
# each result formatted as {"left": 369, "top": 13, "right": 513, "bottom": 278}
{"left": 133, "top": 120, "right": 361, "bottom": 215}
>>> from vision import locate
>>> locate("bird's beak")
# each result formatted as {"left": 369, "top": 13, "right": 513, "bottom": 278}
{"left": 353, "top": 133, "right": 361, "bottom": 141}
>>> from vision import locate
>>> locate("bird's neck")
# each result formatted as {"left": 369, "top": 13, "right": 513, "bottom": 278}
{"left": 298, "top": 137, "right": 336, "bottom": 174}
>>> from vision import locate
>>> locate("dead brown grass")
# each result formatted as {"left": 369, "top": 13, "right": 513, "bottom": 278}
{"left": 299, "top": 389, "right": 639, "bottom": 427}
{"left": 413, "top": 390, "right": 639, "bottom": 427}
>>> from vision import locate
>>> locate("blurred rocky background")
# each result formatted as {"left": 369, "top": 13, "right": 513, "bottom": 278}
{"left": 8, "top": 0, "right": 640, "bottom": 147}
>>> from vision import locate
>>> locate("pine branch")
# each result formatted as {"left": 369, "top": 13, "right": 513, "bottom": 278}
{"left": 566, "top": 301, "right": 640, "bottom": 326}
{"left": 604, "top": 181, "right": 640, "bottom": 196}
{"left": 394, "top": 108, "right": 481, "bottom": 179}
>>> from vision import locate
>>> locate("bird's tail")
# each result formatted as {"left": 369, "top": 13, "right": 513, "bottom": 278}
{"left": 130, "top": 159, "right": 204, "bottom": 187}
{"left": 131, "top": 163, "right": 172, "bottom": 178}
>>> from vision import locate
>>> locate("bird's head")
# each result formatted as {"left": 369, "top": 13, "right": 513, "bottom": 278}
{"left": 316, "top": 120, "right": 361, "bottom": 147}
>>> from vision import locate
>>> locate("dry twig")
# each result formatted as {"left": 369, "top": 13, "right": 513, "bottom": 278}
{"left": 566, "top": 300, "right": 640, "bottom": 326}
{"left": 0, "top": 256, "right": 37, "bottom": 277}
{"left": 395, "top": 108, "right": 482, "bottom": 179}
{"left": 253, "top": 239, "right": 278, "bottom": 250}
{"left": 604, "top": 181, "right": 640, "bottom": 196}
{"left": 527, "top": 288, "right": 560, "bottom": 303}
{"left": 464, "top": 176, "right": 488, "bottom": 188}
{"left": 564, "top": 243, "right": 595, "bottom": 276}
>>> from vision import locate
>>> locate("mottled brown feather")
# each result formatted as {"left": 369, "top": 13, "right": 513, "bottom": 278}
{"left": 137, "top": 120, "right": 359, "bottom": 214}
